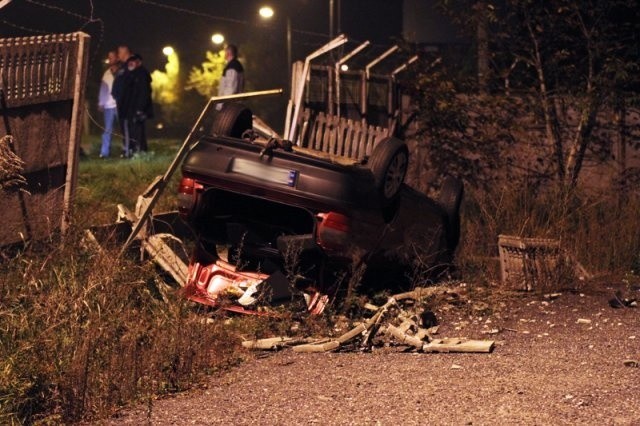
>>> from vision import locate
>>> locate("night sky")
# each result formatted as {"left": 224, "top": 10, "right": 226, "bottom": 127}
{"left": 1, "top": 0, "right": 404, "bottom": 129}
{"left": 1, "top": 0, "right": 403, "bottom": 74}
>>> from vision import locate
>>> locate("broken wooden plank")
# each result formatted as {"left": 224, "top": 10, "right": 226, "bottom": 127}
{"left": 422, "top": 338, "right": 494, "bottom": 353}
{"left": 337, "top": 323, "right": 367, "bottom": 344}
{"left": 386, "top": 324, "right": 423, "bottom": 349}
{"left": 392, "top": 286, "right": 448, "bottom": 301}
{"left": 116, "top": 203, "right": 137, "bottom": 223}
{"left": 81, "top": 229, "right": 103, "bottom": 253}
{"left": 242, "top": 337, "right": 295, "bottom": 350}
{"left": 363, "top": 303, "right": 379, "bottom": 312}
{"left": 143, "top": 233, "right": 188, "bottom": 285}
{"left": 414, "top": 327, "right": 432, "bottom": 341}
{"left": 292, "top": 340, "right": 340, "bottom": 353}
{"left": 242, "top": 336, "right": 330, "bottom": 350}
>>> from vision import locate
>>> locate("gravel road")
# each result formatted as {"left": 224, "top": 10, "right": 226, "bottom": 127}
{"left": 108, "top": 284, "right": 640, "bottom": 425}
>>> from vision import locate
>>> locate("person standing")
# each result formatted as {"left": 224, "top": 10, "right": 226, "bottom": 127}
{"left": 111, "top": 45, "right": 134, "bottom": 156}
{"left": 217, "top": 44, "right": 244, "bottom": 108}
{"left": 97, "top": 50, "right": 119, "bottom": 158}
{"left": 120, "top": 54, "right": 153, "bottom": 155}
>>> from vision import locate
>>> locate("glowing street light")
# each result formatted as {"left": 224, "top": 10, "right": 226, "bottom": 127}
{"left": 162, "top": 46, "right": 175, "bottom": 56}
{"left": 211, "top": 33, "right": 225, "bottom": 45}
{"left": 259, "top": 6, "right": 274, "bottom": 19}
{"left": 340, "top": 64, "right": 349, "bottom": 71}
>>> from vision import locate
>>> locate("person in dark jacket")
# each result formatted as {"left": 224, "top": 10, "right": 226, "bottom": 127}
{"left": 216, "top": 44, "right": 244, "bottom": 110}
{"left": 119, "top": 54, "right": 153, "bottom": 155}
{"left": 218, "top": 44, "right": 244, "bottom": 96}
{"left": 111, "top": 45, "right": 134, "bottom": 156}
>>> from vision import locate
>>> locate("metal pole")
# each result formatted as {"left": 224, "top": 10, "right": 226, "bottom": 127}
{"left": 391, "top": 55, "right": 419, "bottom": 77}
{"left": 365, "top": 45, "right": 400, "bottom": 79}
{"left": 329, "top": 0, "right": 334, "bottom": 39}
{"left": 120, "top": 89, "right": 284, "bottom": 253}
{"left": 286, "top": 16, "right": 292, "bottom": 85}
{"left": 335, "top": 40, "right": 370, "bottom": 118}
{"left": 288, "top": 34, "right": 347, "bottom": 142}
{"left": 62, "top": 32, "right": 90, "bottom": 234}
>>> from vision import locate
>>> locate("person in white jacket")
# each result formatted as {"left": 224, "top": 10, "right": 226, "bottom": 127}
{"left": 98, "top": 50, "right": 119, "bottom": 158}
{"left": 216, "top": 44, "right": 244, "bottom": 109}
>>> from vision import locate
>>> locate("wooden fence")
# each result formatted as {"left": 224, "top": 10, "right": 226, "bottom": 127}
{"left": 0, "top": 32, "right": 89, "bottom": 246}
{"left": 297, "top": 108, "right": 389, "bottom": 161}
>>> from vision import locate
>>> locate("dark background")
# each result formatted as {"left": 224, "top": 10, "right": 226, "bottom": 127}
{"left": 1, "top": 0, "right": 405, "bottom": 131}
{"left": 1, "top": 1, "right": 403, "bottom": 84}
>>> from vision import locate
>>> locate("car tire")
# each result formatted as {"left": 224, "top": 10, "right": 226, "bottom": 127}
{"left": 210, "top": 103, "right": 253, "bottom": 138}
{"left": 437, "top": 176, "right": 464, "bottom": 252}
{"left": 368, "top": 137, "right": 409, "bottom": 205}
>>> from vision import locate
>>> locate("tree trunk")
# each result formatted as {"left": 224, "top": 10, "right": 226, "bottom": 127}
{"left": 526, "top": 21, "right": 565, "bottom": 182}
{"left": 476, "top": 1, "right": 490, "bottom": 93}
{"left": 564, "top": 96, "right": 600, "bottom": 189}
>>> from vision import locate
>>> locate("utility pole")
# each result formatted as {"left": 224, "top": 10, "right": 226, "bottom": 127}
{"left": 329, "top": 0, "right": 334, "bottom": 39}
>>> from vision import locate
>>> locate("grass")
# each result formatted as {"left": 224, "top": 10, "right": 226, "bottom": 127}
{"left": 0, "top": 234, "right": 248, "bottom": 424}
{"left": 457, "top": 182, "right": 640, "bottom": 284}
{"left": 76, "top": 135, "right": 183, "bottom": 225}
{"left": 0, "top": 134, "right": 250, "bottom": 424}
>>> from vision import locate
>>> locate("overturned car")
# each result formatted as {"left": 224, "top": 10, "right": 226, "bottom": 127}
{"left": 177, "top": 36, "right": 463, "bottom": 312}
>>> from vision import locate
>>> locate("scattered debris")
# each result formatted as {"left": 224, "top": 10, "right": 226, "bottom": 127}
{"left": 544, "top": 293, "right": 562, "bottom": 300}
{"left": 498, "top": 235, "right": 590, "bottom": 291}
{"left": 576, "top": 319, "right": 592, "bottom": 324}
{"left": 241, "top": 288, "right": 495, "bottom": 355}
{"left": 609, "top": 290, "right": 638, "bottom": 309}
{"left": 623, "top": 359, "right": 639, "bottom": 368}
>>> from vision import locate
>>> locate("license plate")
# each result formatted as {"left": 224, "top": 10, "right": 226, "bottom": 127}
{"left": 231, "top": 158, "right": 298, "bottom": 187}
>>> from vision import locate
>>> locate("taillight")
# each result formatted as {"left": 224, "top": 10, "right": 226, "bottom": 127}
{"left": 178, "top": 177, "right": 202, "bottom": 218}
{"left": 316, "top": 212, "right": 350, "bottom": 251}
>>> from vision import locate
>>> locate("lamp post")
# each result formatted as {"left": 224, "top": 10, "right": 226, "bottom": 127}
{"left": 162, "top": 45, "right": 174, "bottom": 56}
{"left": 259, "top": 5, "right": 291, "bottom": 83}
{"left": 211, "top": 33, "right": 225, "bottom": 45}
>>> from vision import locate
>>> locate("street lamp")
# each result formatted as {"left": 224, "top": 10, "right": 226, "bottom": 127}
{"left": 211, "top": 33, "right": 225, "bottom": 45}
{"left": 259, "top": 6, "right": 291, "bottom": 82}
{"left": 258, "top": 6, "right": 274, "bottom": 18}
{"left": 162, "top": 46, "right": 174, "bottom": 56}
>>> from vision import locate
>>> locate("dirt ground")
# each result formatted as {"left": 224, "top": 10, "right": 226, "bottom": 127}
{"left": 108, "top": 279, "right": 640, "bottom": 425}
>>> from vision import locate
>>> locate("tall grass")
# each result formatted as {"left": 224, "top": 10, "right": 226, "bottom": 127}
{"left": 0, "top": 235, "right": 241, "bottom": 423}
{"left": 458, "top": 181, "right": 640, "bottom": 280}
{"left": 0, "top": 136, "right": 244, "bottom": 423}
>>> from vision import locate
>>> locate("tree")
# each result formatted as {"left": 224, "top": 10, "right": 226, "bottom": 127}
{"left": 434, "top": 0, "right": 640, "bottom": 190}
{"left": 401, "top": 54, "right": 520, "bottom": 191}
{"left": 185, "top": 50, "right": 226, "bottom": 98}
{"left": 151, "top": 49, "right": 181, "bottom": 126}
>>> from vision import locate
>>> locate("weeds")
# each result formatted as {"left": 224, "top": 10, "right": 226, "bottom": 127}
{"left": 458, "top": 182, "right": 640, "bottom": 280}
{"left": 0, "top": 233, "right": 241, "bottom": 423}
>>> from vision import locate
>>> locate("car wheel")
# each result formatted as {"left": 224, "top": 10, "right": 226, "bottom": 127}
{"left": 210, "top": 103, "right": 253, "bottom": 138}
{"left": 437, "top": 176, "right": 464, "bottom": 252}
{"left": 368, "top": 137, "right": 409, "bottom": 205}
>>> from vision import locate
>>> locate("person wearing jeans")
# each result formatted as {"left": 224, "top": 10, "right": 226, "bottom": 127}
{"left": 98, "top": 50, "right": 119, "bottom": 158}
